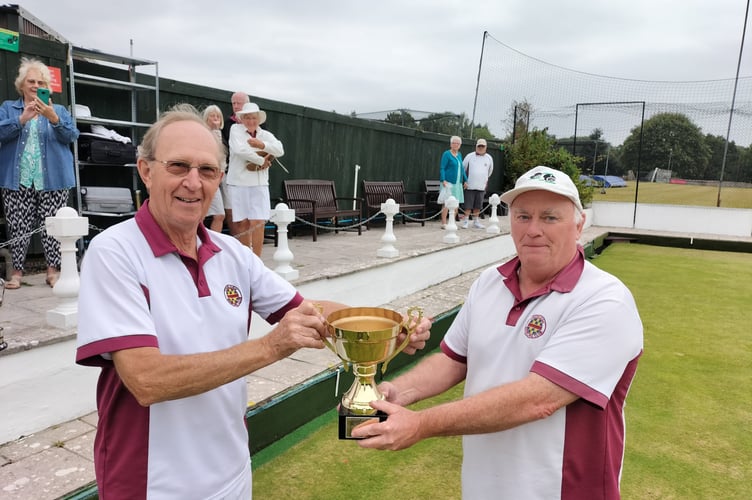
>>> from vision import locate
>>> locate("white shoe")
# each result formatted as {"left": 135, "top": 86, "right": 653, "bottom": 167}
{"left": 440, "top": 223, "right": 446, "bottom": 230}
{"left": 473, "top": 220, "right": 485, "bottom": 229}
{"left": 461, "top": 220, "right": 469, "bottom": 229}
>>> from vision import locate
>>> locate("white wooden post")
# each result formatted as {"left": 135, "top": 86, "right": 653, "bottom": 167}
{"left": 377, "top": 198, "right": 399, "bottom": 258}
{"left": 270, "top": 203, "right": 299, "bottom": 281}
{"left": 443, "top": 196, "right": 460, "bottom": 244}
{"left": 486, "top": 193, "right": 501, "bottom": 234}
{"left": 45, "top": 207, "right": 88, "bottom": 328}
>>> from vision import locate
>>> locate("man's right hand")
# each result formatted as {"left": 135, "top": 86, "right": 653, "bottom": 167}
{"left": 262, "top": 302, "right": 328, "bottom": 360}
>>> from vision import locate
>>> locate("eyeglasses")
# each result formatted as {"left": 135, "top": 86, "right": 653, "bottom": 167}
{"left": 476, "top": 145, "right": 487, "bottom": 148}
{"left": 151, "top": 159, "right": 222, "bottom": 180}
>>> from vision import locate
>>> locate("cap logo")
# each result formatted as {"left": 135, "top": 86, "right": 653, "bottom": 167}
{"left": 224, "top": 284, "right": 243, "bottom": 307}
{"left": 530, "top": 172, "right": 557, "bottom": 184}
{"left": 524, "top": 314, "right": 547, "bottom": 339}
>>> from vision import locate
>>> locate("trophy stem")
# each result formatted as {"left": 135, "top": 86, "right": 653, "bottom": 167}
{"left": 341, "top": 363, "right": 382, "bottom": 415}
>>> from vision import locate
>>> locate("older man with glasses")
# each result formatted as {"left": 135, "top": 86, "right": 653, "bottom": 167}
{"left": 76, "top": 105, "right": 435, "bottom": 499}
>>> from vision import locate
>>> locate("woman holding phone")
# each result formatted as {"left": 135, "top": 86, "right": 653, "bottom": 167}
{"left": 0, "top": 57, "right": 79, "bottom": 289}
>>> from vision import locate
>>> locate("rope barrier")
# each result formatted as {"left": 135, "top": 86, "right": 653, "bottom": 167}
{"left": 0, "top": 201, "right": 502, "bottom": 250}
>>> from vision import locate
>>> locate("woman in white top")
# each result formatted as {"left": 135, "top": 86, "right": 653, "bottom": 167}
{"left": 227, "top": 102, "right": 284, "bottom": 256}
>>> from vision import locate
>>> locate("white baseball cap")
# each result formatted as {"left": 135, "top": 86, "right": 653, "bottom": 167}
{"left": 500, "top": 166, "right": 583, "bottom": 211}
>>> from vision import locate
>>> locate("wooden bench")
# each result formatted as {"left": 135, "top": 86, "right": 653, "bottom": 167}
{"left": 424, "top": 180, "right": 443, "bottom": 216}
{"left": 282, "top": 179, "right": 363, "bottom": 241}
{"left": 362, "top": 180, "right": 426, "bottom": 228}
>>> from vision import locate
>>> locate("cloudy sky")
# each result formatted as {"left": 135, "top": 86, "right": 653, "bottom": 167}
{"left": 14, "top": 0, "right": 752, "bottom": 123}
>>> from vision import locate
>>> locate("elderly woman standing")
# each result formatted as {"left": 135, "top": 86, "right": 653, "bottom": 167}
{"left": 439, "top": 135, "right": 468, "bottom": 229}
{"left": 227, "top": 102, "right": 283, "bottom": 257}
{"left": 0, "top": 57, "right": 79, "bottom": 289}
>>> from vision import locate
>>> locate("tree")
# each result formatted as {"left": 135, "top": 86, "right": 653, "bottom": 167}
{"left": 556, "top": 129, "right": 621, "bottom": 178}
{"left": 619, "top": 112, "right": 710, "bottom": 180}
{"left": 737, "top": 145, "right": 752, "bottom": 183}
{"left": 703, "top": 134, "right": 740, "bottom": 182}
{"left": 384, "top": 110, "right": 417, "bottom": 128}
{"left": 507, "top": 128, "right": 592, "bottom": 206}
{"left": 506, "top": 99, "right": 534, "bottom": 144}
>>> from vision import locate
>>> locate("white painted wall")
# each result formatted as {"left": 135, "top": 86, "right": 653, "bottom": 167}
{"left": 592, "top": 202, "right": 752, "bottom": 237}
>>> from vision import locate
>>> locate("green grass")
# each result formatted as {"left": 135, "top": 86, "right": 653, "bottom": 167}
{"left": 252, "top": 244, "right": 752, "bottom": 499}
{"left": 592, "top": 181, "right": 752, "bottom": 208}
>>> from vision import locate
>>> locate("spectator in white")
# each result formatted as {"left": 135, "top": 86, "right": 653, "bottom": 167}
{"left": 461, "top": 138, "right": 494, "bottom": 229}
{"left": 227, "top": 102, "right": 283, "bottom": 257}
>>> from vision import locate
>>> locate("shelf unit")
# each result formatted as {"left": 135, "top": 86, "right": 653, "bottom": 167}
{"left": 68, "top": 45, "right": 159, "bottom": 220}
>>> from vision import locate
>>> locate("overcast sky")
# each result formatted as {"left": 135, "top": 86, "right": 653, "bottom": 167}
{"left": 15, "top": 0, "right": 752, "bottom": 122}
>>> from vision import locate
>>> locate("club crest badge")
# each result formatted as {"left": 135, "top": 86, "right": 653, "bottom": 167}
{"left": 224, "top": 284, "right": 243, "bottom": 307}
{"left": 525, "top": 314, "right": 546, "bottom": 339}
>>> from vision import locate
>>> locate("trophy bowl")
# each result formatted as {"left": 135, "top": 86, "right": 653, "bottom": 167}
{"left": 323, "top": 306, "right": 422, "bottom": 439}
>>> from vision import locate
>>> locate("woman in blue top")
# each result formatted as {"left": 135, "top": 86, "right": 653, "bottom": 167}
{"left": 0, "top": 58, "right": 79, "bottom": 289}
{"left": 439, "top": 135, "right": 468, "bottom": 229}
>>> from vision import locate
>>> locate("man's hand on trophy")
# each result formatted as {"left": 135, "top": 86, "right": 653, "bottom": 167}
{"left": 263, "top": 302, "right": 328, "bottom": 359}
{"left": 351, "top": 400, "right": 422, "bottom": 451}
{"left": 398, "top": 314, "right": 432, "bottom": 355}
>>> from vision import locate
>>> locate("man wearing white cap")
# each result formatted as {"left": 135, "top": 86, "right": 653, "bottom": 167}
{"left": 227, "top": 102, "right": 284, "bottom": 256}
{"left": 354, "top": 165, "right": 644, "bottom": 500}
{"left": 461, "top": 138, "right": 494, "bottom": 228}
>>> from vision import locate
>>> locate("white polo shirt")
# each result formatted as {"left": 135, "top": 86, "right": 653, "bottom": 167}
{"left": 462, "top": 151, "right": 494, "bottom": 191}
{"left": 441, "top": 248, "right": 643, "bottom": 499}
{"left": 76, "top": 200, "right": 302, "bottom": 499}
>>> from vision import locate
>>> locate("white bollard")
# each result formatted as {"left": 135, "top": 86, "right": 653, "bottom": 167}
{"left": 443, "top": 196, "right": 460, "bottom": 244}
{"left": 269, "top": 203, "right": 299, "bottom": 281}
{"left": 377, "top": 198, "right": 400, "bottom": 258}
{"left": 486, "top": 193, "right": 501, "bottom": 234}
{"left": 45, "top": 206, "right": 88, "bottom": 328}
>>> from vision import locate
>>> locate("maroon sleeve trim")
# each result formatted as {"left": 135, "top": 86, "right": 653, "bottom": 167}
{"left": 266, "top": 292, "right": 305, "bottom": 325}
{"left": 440, "top": 339, "right": 467, "bottom": 364}
{"left": 531, "top": 360, "right": 608, "bottom": 409}
{"left": 76, "top": 334, "right": 159, "bottom": 367}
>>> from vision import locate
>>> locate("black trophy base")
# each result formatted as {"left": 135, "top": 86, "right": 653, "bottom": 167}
{"left": 338, "top": 406, "right": 387, "bottom": 440}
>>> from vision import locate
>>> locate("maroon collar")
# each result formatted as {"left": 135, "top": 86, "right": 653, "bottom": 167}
{"left": 134, "top": 199, "right": 221, "bottom": 259}
{"left": 497, "top": 246, "right": 585, "bottom": 326}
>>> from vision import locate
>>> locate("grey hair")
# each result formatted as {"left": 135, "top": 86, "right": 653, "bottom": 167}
{"left": 14, "top": 57, "right": 51, "bottom": 95}
{"left": 202, "top": 104, "right": 224, "bottom": 129}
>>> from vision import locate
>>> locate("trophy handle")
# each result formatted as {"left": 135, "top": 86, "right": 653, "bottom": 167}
{"left": 381, "top": 306, "right": 423, "bottom": 374}
{"left": 315, "top": 303, "right": 350, "bottom": 372}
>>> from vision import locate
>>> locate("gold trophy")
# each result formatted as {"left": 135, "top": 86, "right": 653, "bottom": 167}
{"left": 322, "top": 306, "right": 423, "bottom": 439}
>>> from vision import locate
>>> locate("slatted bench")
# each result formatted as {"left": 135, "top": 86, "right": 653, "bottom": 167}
{"left": 283, "top": 179, "right": 363, "bottom": 241}
{"left": 362, "top": 180, "right": 426, "bottom": 228}
{"left": 424, "top": 180, "right": 443, "bottom": 216}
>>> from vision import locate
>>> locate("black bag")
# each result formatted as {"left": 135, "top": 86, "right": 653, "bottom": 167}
{"left": 78, "top": 135, "right": 137, "bottom": 165}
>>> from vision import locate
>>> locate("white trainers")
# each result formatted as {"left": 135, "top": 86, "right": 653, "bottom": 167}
{"left": 473, "top": 220, "right": 485, "bottom": 229}
{"left": 461, "top": 220, "right": 469, "bottom": 229}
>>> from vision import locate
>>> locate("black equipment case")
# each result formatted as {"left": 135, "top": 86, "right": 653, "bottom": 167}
{"left": 78, "top": 135, "right": 137, "bottom": 165}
